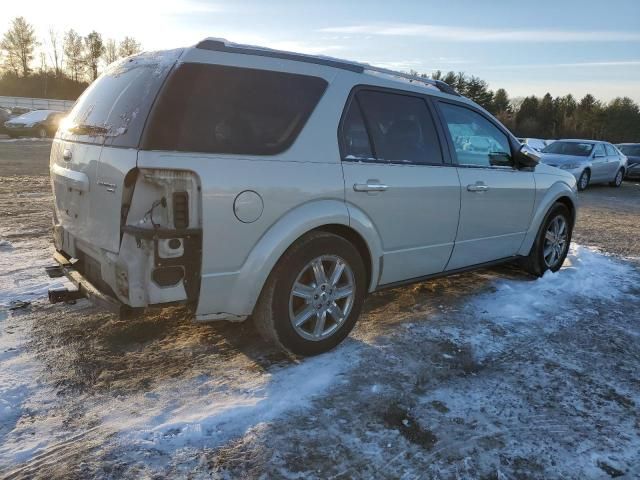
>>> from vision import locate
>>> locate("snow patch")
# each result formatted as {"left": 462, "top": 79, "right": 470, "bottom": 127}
{"left": 0, "top": 239, "right": 64, "bottom": 308}
{"left": 472, "top": 244, "right": 636, "bottom": 322}
{"left": 116, "top": 345, "right": 360, "bottom": 452}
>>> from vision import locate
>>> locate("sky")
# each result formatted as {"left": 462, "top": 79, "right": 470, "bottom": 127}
{"left": 4, "top": 0, "right": 640, "bottom": 102}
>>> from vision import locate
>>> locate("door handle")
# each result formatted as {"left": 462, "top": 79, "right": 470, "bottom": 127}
{"left": 353, "top": 183, "right": 388, "bottom": 192}
{"left": 467, "top": 183, "right": 489, "bottom": 192}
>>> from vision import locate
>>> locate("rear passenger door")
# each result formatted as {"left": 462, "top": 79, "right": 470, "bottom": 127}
{"left": 340, "top": 88, "right": 461, "bottom": 286}
{"left": 435, "top": 101, "right": 536, "bottom": 270}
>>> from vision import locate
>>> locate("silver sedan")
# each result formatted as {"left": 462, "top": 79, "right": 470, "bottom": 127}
{"left": 540, "top": 139, "right": 628, "bottom": 191}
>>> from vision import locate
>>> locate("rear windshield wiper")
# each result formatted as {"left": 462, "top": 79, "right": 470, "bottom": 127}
{"left": 68, "top": 123, "right": 110, "bottom": 136}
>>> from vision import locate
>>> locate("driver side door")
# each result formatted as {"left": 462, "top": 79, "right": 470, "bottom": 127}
{"left": 590, "top": 143, "right": 608, "bottom": 182}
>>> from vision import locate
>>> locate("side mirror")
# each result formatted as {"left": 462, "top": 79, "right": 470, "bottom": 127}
{"left": 515, "top": 144, "right": 540, "bottom": 168}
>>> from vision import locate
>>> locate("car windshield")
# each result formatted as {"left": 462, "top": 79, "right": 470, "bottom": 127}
{"left": 618, "top": 145, "right": 640, "bottom": 156}
{"left": 13, "top": 110, "right": 53, "bottom": 122}
{"left": 542, "top": 141, "right": 593, "bottom": 157}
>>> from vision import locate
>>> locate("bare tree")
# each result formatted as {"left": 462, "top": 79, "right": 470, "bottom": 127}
{"left": 0, "top": 16, "right": 37, "bottom": 77}
{"left": 48, "top": 28, "right": 63, "bottom": 77}
{"left": 118, "top": 36, "right": 142, "bottom": 57}
{"left": 103, "top": 38, "right": 119, "bottom": 66}
{"left": 84, "top": 31, "right": 104, "bottom": 80}
{"left": 63, "top": 29, "right": 84, "bottom": 81}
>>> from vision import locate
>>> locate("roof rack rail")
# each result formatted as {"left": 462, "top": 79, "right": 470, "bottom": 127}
{"left": 195, "top": 38, "right": 460, "bottom": 96}
{"left": 360, "top": 64, "right": 460, "bottom": 96}
{"left": 195, "top": 38, "right": 365, "bottom": 73}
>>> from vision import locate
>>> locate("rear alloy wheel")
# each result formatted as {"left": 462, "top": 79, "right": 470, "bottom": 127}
{"left": 577, "top": 170, "right": 590, "bottom": 191}
{"left": 289, "top": 255, "right": 356, "bottom": 342}
{"left": 254, "top": 231, "right": 366, "bottom": 356}
{"left": 38, "top": 127, "right": 48, "bottom": 139}
{"left": 609, "top": 168, "right": 624, "bottom": 187}
{"left": 521, "top": 203, "right": 573, "bottom": 277}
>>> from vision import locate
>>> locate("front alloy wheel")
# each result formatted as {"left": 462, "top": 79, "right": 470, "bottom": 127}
{"left": 521, "top": 202, "right": 573, "bottom": 277}
{"left": 577, "top": 170, "right": 590, "bottom": 191}
{"left": 543, "top": 215, "right": 569, "bottom": 269}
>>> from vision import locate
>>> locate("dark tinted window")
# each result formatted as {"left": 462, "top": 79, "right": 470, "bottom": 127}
{"left": 618, "top": 144, "right": 640, "bottom": 156}
{"left": 439, "top": 102, "right": 511, "bottom": 167}
{"left": 355, "top": 91, "right": 443, "bottom": 164}
{"left": 143, "top": 63, "right": 328, "bottom": 155}
{"left": 542, "top": 141, "right": 594, "bottom": 156}
{"left": 59, "top": 50, "right": 181, "bottom": 147}
{"left": 341, "top": 99, "right": 373, "bottom": 159}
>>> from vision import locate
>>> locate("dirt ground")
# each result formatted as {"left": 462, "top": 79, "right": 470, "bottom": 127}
{"left": 1, "top": 138, "right": 639, "bottom": 479}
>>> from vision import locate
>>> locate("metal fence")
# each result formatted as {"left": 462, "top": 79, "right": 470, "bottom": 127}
{"left": 0, "top": 95, "right": 74, "bottom": 112}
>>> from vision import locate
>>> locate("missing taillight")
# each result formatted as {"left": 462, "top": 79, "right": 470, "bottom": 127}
{"left": 173, "top": 192, "right": 189, "bottom": 229}
{"left": 152, "top": 266, "right": 184, "bottom": 286}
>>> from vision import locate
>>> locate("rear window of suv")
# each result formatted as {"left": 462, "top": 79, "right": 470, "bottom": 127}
{"left": 58, "top": 50, "right": 182, "bottom": 148}
{"left": 141, "top": 63, "right": 328, "bottom": 155}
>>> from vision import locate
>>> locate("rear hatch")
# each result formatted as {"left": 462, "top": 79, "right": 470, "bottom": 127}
{"left": 51, "top": 49, "right": 183, "bottom": 253}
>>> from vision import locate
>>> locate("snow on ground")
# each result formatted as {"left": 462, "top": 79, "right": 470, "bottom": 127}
{"left": 0, "top": 238, "right": 64, "bottom": 308}
{"left": 1, "top": 243, "right": 639, "bottom": 478}
{"left": 0, "top": 238, "right": 64, "bottom": 466}
{"left": 0, "top": 137, "right": 50, "bottom": 143}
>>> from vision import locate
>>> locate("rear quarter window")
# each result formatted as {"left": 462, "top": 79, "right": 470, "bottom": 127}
{"left": 141, "top": 63, "right": 328, "bottom": 155}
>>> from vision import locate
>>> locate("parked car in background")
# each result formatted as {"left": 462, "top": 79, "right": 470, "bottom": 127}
{"left": 7, "top": 106, "right": 33, "bottom": 118}
{"left": 48, "top": 40, "right": 577, "bottom": 356}
{"left": 518, "top": 138, "right": 548, "bottom": 152}
{"left": 616, "top": 143, "right": 640, "bottom": 180}
{"left": 540, "top": 139, "right": 627, "bottom": 191}
{"left": 0, "top": 107, "right": 10, "bottom": 134}
{"left": 4, "top": 110, "right": 65, "bottom": 138}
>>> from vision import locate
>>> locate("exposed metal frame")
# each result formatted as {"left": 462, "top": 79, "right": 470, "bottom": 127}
{"left": 195, "top": 38, "right": 460, "bottom": 96}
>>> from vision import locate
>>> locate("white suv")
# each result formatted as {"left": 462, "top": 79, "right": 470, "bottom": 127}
{"left": 49, "top": 39, "right": 577, "bottom": 355}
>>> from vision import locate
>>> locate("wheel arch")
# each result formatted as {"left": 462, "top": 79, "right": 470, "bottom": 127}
{"left": 195, "top": 199, "right": 382, "bottom": 320}
{"left": 518, "top": 181, "right": 577, "bottom": 257}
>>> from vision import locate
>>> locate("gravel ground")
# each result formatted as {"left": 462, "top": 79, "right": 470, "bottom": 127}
{"left": 1, "top": 138, "right": 639, "bottom": 479}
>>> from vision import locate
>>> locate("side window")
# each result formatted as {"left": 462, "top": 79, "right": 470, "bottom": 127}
{"left": 342, "top": 99, "right": 373, "bottom": 160}
{"left": 351, "top": 90, "right": 443, "bottom": 165}
{"left": 605, "top": 144, "right": 617, "bottom": 156}
{"left": 593, "top": 144, "right": 605, "bottom": 157}
{"left": 143, "top": 63, "right": 328, "bottom": 155}
{"left": 439, "top": 102, "right": 512, "bottom": 168}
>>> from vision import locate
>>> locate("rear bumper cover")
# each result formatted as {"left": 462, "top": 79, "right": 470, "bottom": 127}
{"left": 49, "top": 250, "right": 135, "bottom": 318}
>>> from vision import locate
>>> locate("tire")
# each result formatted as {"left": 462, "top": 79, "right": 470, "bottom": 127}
{"left": 609, "top": 168, "right": 624, "bottom": 187}
{"left": 253, "top": 231, "right": 366, "bottom": 356}
{"left": 521, "top": 203, "right": 573, "bottom": 277}
{"left": 577, "top": 170, "right": 590, "bottom": 191}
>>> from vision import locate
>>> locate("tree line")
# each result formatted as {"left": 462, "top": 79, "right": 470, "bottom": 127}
{"left": 0, "top": 16, "right": 141, "bottom": 99}
{"left": 1, "top": 16, "right": 639, "bottom": 142}
{"left": 422, "top": 71, "right": 640, "bottom": 143}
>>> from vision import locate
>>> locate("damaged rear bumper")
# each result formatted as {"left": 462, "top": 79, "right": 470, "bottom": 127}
{"left": 47, "top": 250, "right": 138, "bottom": 318}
